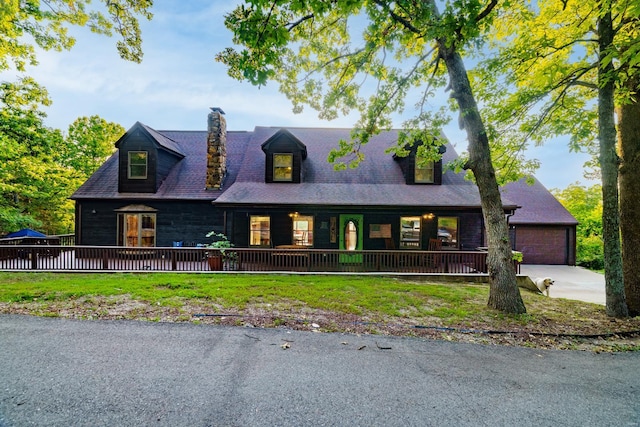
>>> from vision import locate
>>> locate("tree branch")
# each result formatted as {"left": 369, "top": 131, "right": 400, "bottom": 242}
{"left": 286, "top": 14, "right": 315, "bottom": 31}
{"left": 475, "top": 0, "right": 499, "bottom": 23}
{"left": 521, "top": 66, "right": 595, "bottom": 143}
{"left": 372, "top": 0, "right": 421, "bottom": 35}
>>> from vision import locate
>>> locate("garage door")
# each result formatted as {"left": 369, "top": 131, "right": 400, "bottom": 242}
{"left": 514, "top": 226, "right": 571, "bottom": 265}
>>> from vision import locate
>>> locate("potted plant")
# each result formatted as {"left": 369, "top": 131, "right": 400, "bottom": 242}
{"left": 205, "top": 231, "right": 234, "bottom": 271}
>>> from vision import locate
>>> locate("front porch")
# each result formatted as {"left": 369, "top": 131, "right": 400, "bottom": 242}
{"left": 0, "top": 245, "right": 520, "bottom": 274}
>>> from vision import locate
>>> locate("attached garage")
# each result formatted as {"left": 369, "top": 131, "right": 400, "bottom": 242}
{"left": 502, "top": 179, "right": 578, "bottom": 265}
{"left": 511, "top": 225, "right": 576, "bottom": 265}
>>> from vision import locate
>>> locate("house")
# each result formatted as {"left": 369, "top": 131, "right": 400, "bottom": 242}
{"left": 71, "top": 108, "right": 577, "bottom": 265}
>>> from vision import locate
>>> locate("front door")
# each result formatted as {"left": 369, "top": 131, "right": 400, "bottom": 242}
{"left": 339, "top": 214, "right": 363, "bottom": 263}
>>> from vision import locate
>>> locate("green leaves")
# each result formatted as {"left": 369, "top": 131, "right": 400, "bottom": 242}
{"left": 0, "top": 1, "right": 149, "bottom": 234}
{"left": 0, "top": 80, "right": 122, "bottom": 235}
{"left": 217, "top": 0, "right": 516, "bottom": 169}
{"left": 0, "top": 0, "right": 153, "bottom": 72}
{"left": 552, "top": 183, "right": 604, "bottom": 269}
{"left": 64, "top": 116, "right": 124, "bottom": 177}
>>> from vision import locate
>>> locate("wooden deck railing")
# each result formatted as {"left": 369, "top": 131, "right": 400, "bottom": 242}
{"left": 0, "top": 245, "right": 524, "bottom": 275}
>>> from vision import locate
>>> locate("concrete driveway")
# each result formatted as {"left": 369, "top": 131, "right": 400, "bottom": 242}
{"left": 520, "top": 264, "right": 605, "bottom": 305}
{"left": 1, "top": 315, "right": 639, "bottom": 427}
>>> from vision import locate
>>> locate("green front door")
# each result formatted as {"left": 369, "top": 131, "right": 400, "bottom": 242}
{"left": 339, "top": 214, "right": 363, "bottom": 264}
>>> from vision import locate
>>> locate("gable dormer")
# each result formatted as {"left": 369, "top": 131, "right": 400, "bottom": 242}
{"left": 116, "top": 122, "right": 185, "bottom": 193}
{"left": 394, "top": 141, "right": 446, "bottom": 185}
{"left": 261, "top": 129, "right": 307, "bottom": 183}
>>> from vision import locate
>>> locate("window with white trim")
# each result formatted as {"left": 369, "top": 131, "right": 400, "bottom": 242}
{"left": 273, "top": 154, "right": 293, "bottom": 181}
{"left": 128, "top": 151, "right": 148, "bottom": 179}
{"left": 400, "top": 216, "right": 421, "bottom": 249}
{"left": 250, "top": 216, "right": 271, "bottom": 247}
{"left": 292, "top": 215, "right": 313, "bottom": 246}
{"left": 414, "top": 156, "right": 434, "bottom": 183}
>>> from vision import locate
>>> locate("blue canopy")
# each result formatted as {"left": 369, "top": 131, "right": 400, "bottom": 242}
{"left": 6, "top": 228, "right": 47, "bottom": 238}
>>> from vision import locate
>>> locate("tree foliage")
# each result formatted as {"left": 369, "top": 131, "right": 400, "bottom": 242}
{"left": 0, "top": 78, "right": 73, "bottom": 234}
{"left": 64, "top": 116, "right": 123, "bottom": 177}
{"left": 0, "top": 0, "right": 154, "bottom": 71}
{"left": 471, "top": 0, "right": 639, "bottom": 317}
{"left": 0, "top": 0, "right": 149, "bottom": 235}
{"left": 553, "top": 184, "right": 603, "bottom": 270}
{"left": 218, "top": 0, "right": 526, "bottom": 313}
{"left": 0, "top": 79, "right": 122, "bottom": 235}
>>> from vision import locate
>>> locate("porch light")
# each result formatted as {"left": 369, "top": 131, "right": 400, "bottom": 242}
{"left": 422, "top": 213, "right": 435, "bottom": 220}
{"left": 288, "top": 212, "right": 299, "bottom": 218}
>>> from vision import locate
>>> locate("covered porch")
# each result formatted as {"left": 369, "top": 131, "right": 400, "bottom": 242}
{"left": 0, "top": 245, "right": 520, "bottom": 274}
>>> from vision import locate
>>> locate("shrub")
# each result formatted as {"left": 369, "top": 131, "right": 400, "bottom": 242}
{"left": 577, "top": 235, "right": 604, "bottom": 270}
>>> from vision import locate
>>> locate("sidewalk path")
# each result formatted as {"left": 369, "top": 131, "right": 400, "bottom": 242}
{"left": 520, "top": 264, "right": 605, "bottom": 305}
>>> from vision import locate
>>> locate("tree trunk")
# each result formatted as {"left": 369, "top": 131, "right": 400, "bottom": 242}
{"left": 598, "top": 10, "right": 628, "bottom": 317}
{"left": 617, "top": 74, "right": 640, "bottom": 317}
{"left": 438, "top": 42, "right": 526, "bottom": 314}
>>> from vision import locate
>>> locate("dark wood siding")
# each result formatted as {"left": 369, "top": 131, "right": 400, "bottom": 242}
{"left": 118, "top": 130, "right": 157, "bottom": 193}
{"left": 76, "top": 200, "right": 224, "bottom": 246}
{"left": 227, "top": 207, "right": 485, "bottom": 250}
{"left": 262, "top": 133, "right": 305, "bottom": 183}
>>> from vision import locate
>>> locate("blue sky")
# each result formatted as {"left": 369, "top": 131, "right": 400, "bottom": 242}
{"left": 4, "top": 1, "right": 593, "bottom": 190}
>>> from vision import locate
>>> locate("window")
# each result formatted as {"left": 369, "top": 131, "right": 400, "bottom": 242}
{"left": 400, "top": 216, "right": 421, "bottom": 249}
{"left": 437, "top": 216, "right": 458, "bottom": 248}
{"left": 117, "top": 213, "right": 156, "bottom": 247}
{"left": 250, "top": 216, "right": 271, "bottom": 246}
{"left": 414, "top": 157, "right": 434, "bottom": 183}
{"left": 292, "top": 215, "right": 313, "bottom": 246}
{"left": 345, "top": 220, "right": 358, "bottom": 250}
{"left": 128, "top": 151, "right": 148, "bottom": 179}
{"left": 273, "top": 154, "right": 293, "bottom": 181}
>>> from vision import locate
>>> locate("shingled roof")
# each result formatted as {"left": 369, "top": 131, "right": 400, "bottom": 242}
{"left": 72, "top": 123, "right": 577, "bottom": 219}
{"left": 71, "top": 129, "right": 252, "bottom": 200}
{"left": 215, "top": 126, "right": 508, "bottom": 208}
{"left": 501, "top": 178, "right": 577, "bottom": 225}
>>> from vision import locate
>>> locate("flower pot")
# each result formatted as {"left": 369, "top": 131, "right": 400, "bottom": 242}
{"left": 207, "top": 255, "right": 223, "bottom": 271}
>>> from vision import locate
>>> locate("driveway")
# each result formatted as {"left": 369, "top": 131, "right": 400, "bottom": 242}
{"left": 520, "top": 264, "right": 606, "bottom": 305}
{"left": 1, "top": 315, "right": 639, "bottom": 427}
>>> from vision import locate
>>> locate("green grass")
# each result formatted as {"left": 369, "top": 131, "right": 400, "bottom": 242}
{"left": 2, "top": 272, "right": 639, "bottom": 353}
{"left": 0, "top": 272, "right": 487, "bottom": 321}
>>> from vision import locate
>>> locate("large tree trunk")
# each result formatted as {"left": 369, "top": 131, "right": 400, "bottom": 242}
{"left": 598, "top": 10, "right": 628, "bottom": 317}
{"left": 438, "top": 43, "right": 526, "bottom": 314}
{"left": 617, "top": 74, "right": 640, "bottom": 317}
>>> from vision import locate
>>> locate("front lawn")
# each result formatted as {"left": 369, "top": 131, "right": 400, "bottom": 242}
{"left": 1, "top": 272, "right": 639, "bottom": 351}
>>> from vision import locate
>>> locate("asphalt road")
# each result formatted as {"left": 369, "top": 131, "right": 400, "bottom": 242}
{"left": 1, "top": 315, "right": 639, "bottom": 427}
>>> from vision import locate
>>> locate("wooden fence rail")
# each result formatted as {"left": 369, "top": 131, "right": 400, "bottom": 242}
{"left": 0, "top": 245, "right": 522, "bottom": 275}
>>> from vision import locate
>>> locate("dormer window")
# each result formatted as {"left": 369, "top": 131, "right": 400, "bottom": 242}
{"left": 115, "top": 122, "right": 184, "bottom": 194}
{"left": 273, "top": 153, "right": 293, "bottom": 182}
{"left": 261, "top": 129, "right": 307, "bottom": 183}
{"left": 128, "top": 151, "right": 148, "bottom": 179}
{"left": 393, "top": 142, "right": 446, "bottom": 185}
{"left": 414, "top": 157, "right": 435, "bottom": 184}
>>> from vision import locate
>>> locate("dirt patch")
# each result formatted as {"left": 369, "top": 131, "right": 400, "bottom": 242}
{"left": 1, "top": 295, "right": 639, "bottom": 352}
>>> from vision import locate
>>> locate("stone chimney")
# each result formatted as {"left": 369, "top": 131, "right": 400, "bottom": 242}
{"left": 206, "top": 107, "right": 227, "bottom": 190}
